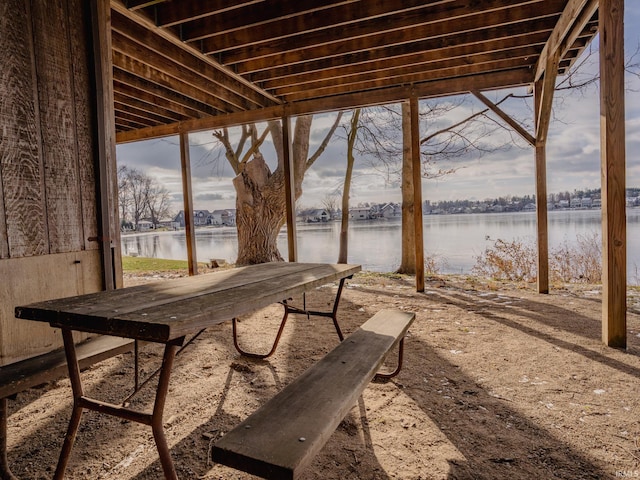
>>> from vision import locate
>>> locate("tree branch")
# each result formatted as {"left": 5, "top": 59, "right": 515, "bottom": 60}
{"left": 305, "top": 111, "right": 343, "bottom": 171}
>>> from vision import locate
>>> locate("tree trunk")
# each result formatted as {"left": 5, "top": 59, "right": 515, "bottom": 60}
{"left": 397, "top": 102, "right": 417, "bottom": 274}
{"left": 227, "top": 114, "right": 339, "bottom": 265}
{"left": 338, "top": 159, "right": 353, "bottom": 264}
{"left": 338, "top": 109, "right": 360, "bottom": 264}
{"left": 233, "top": 154, "right": 286, "bottom": 264}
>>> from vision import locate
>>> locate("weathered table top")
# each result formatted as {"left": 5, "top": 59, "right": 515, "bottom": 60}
{"left": 15, "top": 262, "right": 361, "bottom": 343}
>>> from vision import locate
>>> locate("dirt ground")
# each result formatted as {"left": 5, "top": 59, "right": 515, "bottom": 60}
{"left": 6, "top": 270, "right": 640, "bottom": 480}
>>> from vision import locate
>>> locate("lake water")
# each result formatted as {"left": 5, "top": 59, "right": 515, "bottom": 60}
{"left": 121, "top": 209, "right": 640, "bottom": 283}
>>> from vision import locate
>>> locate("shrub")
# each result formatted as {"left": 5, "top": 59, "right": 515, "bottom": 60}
{"left": 472, "top": 232, "right": 602, "bottom": 284}
{"left": 425, "top": 253, "right": 448, "bottom": 276}
{"left": 472, "top": 237, "right": 537, "bottom": 282}
{"left": 550, "top": 232, "right": 601, "bottom": 283}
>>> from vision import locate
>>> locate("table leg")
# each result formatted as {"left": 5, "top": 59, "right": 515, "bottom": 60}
{"left": 54, "top": 330, "right": 181, "bottom": 480}
{"left": 0, "top": 398, "right": 17, "bottom": 480}
{"left": 151, "top": 342, "right": 179, "bottom": 480}
{"left": 232, "top": 305, "right": 291, "bottom": 359}
{"left": 232, "top": 277, "right": 350, "bottom": 358}
{"left": 54, "top": 328, "right": 85, "bottom": 480}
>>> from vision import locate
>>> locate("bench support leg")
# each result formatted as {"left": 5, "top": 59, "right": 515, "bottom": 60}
{"left": 374, "top": 338, "right": 406, "bottom": 381}
{"left": 232, "top": 278, "right": 349, "bottom": 358}
{"left": 54, "top": 329, "right": 181, "bottom": 480}
{"left": 0, "top": 398, "right": 17, "bottom": 480}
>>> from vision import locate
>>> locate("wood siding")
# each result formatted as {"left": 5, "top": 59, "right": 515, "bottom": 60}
{"left": 0, "top": 0, "right": 104, "bottom": 364}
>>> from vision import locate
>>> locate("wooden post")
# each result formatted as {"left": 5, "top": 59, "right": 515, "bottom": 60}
{"left": 282, "top": 115, "right": 298, "bottom": 262}
{"left": 599, "top": 0, "right": 626, "bottom": 348}
{"left": 533, "top": 79, "right": 551, "bottom": 294}
{"left": 179, "top": 131, "right": 198, "bottom": 276}
{"left": 90, "top": 0, "right": 121, "bottom": 289}
{"left": 410, "top": 96, "right": 424, "bottom": 292}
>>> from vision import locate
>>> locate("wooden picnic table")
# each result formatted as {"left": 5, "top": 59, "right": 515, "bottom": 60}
{"left": 15, "top": 262, "right": 361, "bottom": 480}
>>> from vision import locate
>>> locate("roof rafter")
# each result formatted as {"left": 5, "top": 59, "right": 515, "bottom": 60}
{"left": 534, "top": 0, "right": 599, "bottom": 81}
{"left": 110, "top": 0, "right": 601, "bottom": 141}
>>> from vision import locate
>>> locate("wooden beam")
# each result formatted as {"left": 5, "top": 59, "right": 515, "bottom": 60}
{"left": 113, "top": 106, "right": 165, "bottom": 127}
{"left": 180, "top": 0, "right": 359, "bottom": 42}
{"left": 256, "top": 29, "right": 550, "bottom": 87}
{"left": 91, "top": 0, "right": 120, "bottom": 289}
{"left": 153, "top": 0, "right": 263, "bottom": 28}
{"left": 532, "top": 35, "right": 559, "bottom": 296}
{"left": 116, "top": 68, "right": 533, "bottom": 144}
{"left": 535, "top": 49, "right": 561, "bottom": 144}
{"left": 409, "top": 96, "right": 424, "bottom": 293}
{"left": 113, "top": 92, "right": 185, "bottom": 122}
{"left": 271, "top": 47, "right": 540, "bottom": 98}
{"left": 534, "top": 0, "right": 598, "bottom": 81}
{"left": 111, "top": 49, "right": 235, "bottom": 114}
{"left": 111, "top": 10, "right": 272, "bottom": 109}
{"left": 179, "top": 132, "right": 198, "bottom": 276}
{"left": 282, "top": 116, "right": 298, "bottom": 262}
{"left": 599, "top": 0, "right": 626, "bottom": 348}
{"left": 114, "top": 81, "right": 206, "bottom": 119}
{"left": 472, "top": 90, "right": 536, "bottom": 147}
{"left": 279, "top": 57, "right": 535, "bottom": 103}
{"left": 113, "top": 69, "right": 218, "bottom": 118}
{"left": 533, "top": 79, "right": 549, "bottom": 294}
{"left": 125, "top": 0, "right": 166, "bottom": 10}
{"left": 220, "top": 0, "right": 562, "bottom": 67}
{"left": 111, "top": 0, "right": 279, "bottom": 105}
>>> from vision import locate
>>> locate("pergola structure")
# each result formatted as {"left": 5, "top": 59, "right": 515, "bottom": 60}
{"left": 0, "top": 0, "right": 627, "bottom": 378}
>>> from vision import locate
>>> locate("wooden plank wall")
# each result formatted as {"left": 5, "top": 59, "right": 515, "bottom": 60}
{"left": 0, "top": 0, "right": 104, "bottom": 364}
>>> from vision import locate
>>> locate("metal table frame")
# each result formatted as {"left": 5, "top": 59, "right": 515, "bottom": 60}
{"left": 16, "top": 263, "right": 361, "bottom": 480}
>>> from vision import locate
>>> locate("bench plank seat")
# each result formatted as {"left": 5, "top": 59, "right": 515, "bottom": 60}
{"left": 211, "top": 309, "right": 415, "bottom": 480}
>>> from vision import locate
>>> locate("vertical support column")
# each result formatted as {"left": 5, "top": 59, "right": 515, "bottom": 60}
{"left": 410, "top": 96, "right": 424, "bottom": 292}
{"left": 90, "top": 0, "right": 121, "bottom": 289}
{"left": 599, "top": 0, "right": 627, "bottom": 348}
{"left": 179, "top": 132, "right": 198, "bottom": 276}
{"left": 282, "top": 115, "right": 298, "bottom": 262}
{"left": 534, "top": 79, "right": 550, "bottom": 294}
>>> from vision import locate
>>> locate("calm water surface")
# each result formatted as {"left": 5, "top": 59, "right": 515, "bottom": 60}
{"left": 121, "top": 209, "right": 640, "bottom": 283}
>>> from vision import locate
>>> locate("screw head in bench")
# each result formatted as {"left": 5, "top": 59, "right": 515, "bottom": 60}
{"left": 245, "top": 424, "right": 251, "bottom": 429}
{"left": 299, "top": 437, "right": 306, "bottom": 442}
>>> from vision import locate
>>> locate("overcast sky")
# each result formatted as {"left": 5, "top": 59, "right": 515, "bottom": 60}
{"left": 117, "top": 2, "right": 640, "bottom": 212}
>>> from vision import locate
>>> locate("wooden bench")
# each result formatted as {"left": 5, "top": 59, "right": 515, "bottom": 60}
{"left": 211, "top": 309, "right": 415, "bottom": 480}
{"left": 0, "top": 335, "right": 133, "bottom": 480}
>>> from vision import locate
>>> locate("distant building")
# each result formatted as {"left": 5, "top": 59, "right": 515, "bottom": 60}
{"left": 173, "top": 209, "right": 213, "bottom": 227}
{"left": 349, "top": 207, "right": 372, "bottom": 220}
{"left": 137, "top": 220, "right": 154, "bottom": 231}
{"left": 297, "top": 208, "right": 330, "bottom": 223}
{"left": 211, "top": 209, "right": 236, "bottom": 226}
{"left": 379, "top": 203, "right": 400, "bottom": 218}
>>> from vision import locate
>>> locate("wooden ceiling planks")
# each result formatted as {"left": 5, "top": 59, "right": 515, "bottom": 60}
{"left": 112, "top": 0, "right": 600, "bottom": 142}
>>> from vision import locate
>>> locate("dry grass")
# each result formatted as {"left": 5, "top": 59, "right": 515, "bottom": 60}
{"left": 472, "top": 233, "right": 602, "bottom": 284}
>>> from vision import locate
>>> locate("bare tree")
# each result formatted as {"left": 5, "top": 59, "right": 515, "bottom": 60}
{"left": 117, "top": 166, "right": 173, "bottom": 230}
{"left": 334, "top": 98, "right": 514, "bottom": 272}
{"left": 117, "top": 165, "right": 132, "bottom": 228}
{"left": 212, "top": 114, "right": 342, "bottom": 264}
{"left": 320, "top": 193, "right": 339, "bottom": 218}
{"left": 145, "top": 182, "right": 172, "bottom": 227}
{"left": 338, "top": 108, "right": 360, "bottom": 264}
